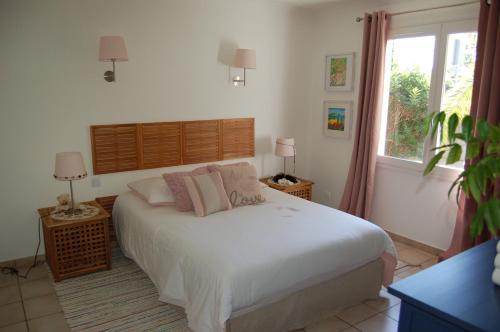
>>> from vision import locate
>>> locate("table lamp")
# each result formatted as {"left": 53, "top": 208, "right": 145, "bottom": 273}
{"left": 273, "top": 138, "right": 298, "bottom": 184}
{"left": 54, "top": 152, "right": 87, "bottom": 215}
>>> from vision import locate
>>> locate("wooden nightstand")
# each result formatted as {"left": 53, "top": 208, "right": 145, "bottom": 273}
{"left": 38, "top": 201, "right": 111, "bottom": 282}
{"left": 260, "top": 177, "right": 314, "bottom": 201}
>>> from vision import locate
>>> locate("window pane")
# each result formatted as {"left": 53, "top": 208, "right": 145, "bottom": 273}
{"left": 438, "top": 32, "right": 477, "bottom": 167}
{"left": 379, "top": 36, "right": 435, "bottom": 162}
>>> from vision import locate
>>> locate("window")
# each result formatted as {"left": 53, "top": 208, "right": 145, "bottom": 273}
{"left": 379, "top": 35, "right": 436, "bottom": 162}
{"left": 378, "top": 22, "right": 477, "bottom": 171}
{"left": 438, "top": 32, "right": 477, "bottom": 167}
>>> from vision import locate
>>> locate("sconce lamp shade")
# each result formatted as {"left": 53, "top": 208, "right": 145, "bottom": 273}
{"left": 99, "top": 36, "right": 128, "bottom": 62}
{"left": 233, "top": 49, "right": 256, "bottom": 69}
{"left": 54, "top": 152, "right": 87, "bottom": 181}
{"left": 275, "top": 138, "right": 295, "bottom": 157}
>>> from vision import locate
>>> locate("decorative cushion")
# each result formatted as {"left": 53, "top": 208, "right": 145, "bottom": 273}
{"left": 127, "top": 177, "right": 175, "bottom": 206}
{"left": 184, "top": 172, "right": 232, "bottom": 217}
{"left": 215, "top": 164, "right": 265, "bottom": 207}
{"left": 162, "top": 166, "right": 210, "bottom": 211}
{"left": 207, "top": 161, "right": 249, "bottom": 173}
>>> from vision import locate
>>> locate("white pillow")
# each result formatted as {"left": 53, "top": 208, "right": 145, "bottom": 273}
{"left": 127, "top": 177, "right": 175, "bottom": 206}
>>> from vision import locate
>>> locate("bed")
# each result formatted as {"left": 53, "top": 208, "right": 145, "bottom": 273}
{"left": 113, "top": 186, "right": 396, "bottom": 332}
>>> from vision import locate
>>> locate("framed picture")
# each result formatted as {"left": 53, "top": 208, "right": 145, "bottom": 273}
{"left": 323, "top": 100, "right": 352, "bottom": 139}
{"left": 325, "top": 53, "right": 354, "bottom": 91}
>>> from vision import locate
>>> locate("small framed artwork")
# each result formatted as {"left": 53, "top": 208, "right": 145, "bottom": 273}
{"left": 325, "top": 53, "right": 354, "bottom": 91}
{"left": 323, "top": 100, "right": 352, "bottom": 139}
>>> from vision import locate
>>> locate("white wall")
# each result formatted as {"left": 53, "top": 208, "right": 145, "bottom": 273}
{"left": 0, "top": 0, "right": 481, "bottom": 261}
{"left": 303, "top": 0, "right": 479, "bottom": 250}
{"left": 0, "top": 0, "right": 313, "bottom": 261}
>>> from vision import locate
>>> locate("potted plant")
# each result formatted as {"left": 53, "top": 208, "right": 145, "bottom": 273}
{"left": 423, "top": 111, "right": 499, "bottom": 285}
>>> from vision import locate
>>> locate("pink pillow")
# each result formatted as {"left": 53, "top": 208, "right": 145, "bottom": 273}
{"left": 162, "top": 166, "right": 209, "bottom": 211}
{"left": 207, "top": 162, "right": 249, "bottom": 173}
{"left": 215, "top": 164, "right": 265, "bottom": 207}
{"left": 184, "top": 172, "right": 232, "bottom": 217}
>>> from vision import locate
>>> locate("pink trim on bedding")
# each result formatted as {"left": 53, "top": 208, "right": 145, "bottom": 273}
{"left": 381, "top": 251, "right": 397, "bottom": 286}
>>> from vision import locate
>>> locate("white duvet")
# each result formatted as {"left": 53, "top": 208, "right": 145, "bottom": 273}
{"left": 113, "top": 187, "right": 396, "bottom": 332}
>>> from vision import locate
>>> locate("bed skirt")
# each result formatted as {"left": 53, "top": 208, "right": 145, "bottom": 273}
{"left": 226, "top": 258, "right": 383, "bottom": 332}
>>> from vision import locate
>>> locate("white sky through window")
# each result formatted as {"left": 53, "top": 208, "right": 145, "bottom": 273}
{"left": 389, "top": 36, "right": 436, "bottom": 75}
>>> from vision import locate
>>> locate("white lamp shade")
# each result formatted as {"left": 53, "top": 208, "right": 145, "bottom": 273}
{"left": 233, "top": 49, "right": 256, "bottom": 69}
{"left": 54, "top": 152, "right": 87, "bottom": 181}
{"left": 275, "top": 138, "right": 295, "bottom": 157}
{"left": 99, "top": 36, "right": 128, "bottom": 62}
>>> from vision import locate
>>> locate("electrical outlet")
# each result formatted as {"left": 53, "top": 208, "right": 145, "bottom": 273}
{"left": 91, "top": 177, "right": 101, "bottom": 188}
{"left": 323, "top": 190, "right": 332, "bottom": 202}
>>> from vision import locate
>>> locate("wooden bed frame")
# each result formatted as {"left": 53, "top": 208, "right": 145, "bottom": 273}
{"left": 95, "top": 193, "right": 384, "bottom": 332}
{"left": 92, "top": 117, "right": 384, "bottom": 331}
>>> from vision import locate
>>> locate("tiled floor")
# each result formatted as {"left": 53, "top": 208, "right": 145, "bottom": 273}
{"left": 0, "top": 240, "right": 438, "bottom": 332}
{"left": 0, "top": 262, "right": 68, "bottom": 332}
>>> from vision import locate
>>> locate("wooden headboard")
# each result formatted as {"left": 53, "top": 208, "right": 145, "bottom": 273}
{"left": 90, "top": 118, "right": 254, "bottom": 175}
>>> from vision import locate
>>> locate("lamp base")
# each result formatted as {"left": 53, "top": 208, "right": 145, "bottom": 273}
{"left": 272, "top": 173, "right": 298, "bottom": 184}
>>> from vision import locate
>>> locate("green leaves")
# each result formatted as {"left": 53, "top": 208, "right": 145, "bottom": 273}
{"left": 431, "top": 112, "right": 446, "bottom": 139}
{"left": 448, "top": 113, "right": 459, "bottom": 143}
{"left": 466, "top": 170, "right": 482, "bottom": 203}
{"left": 446, "top": 144, "right": 462, "bottom": 164}
{"left": 466, "top": 138, "right": 480, "bottom": 159}
{"left": 469, "top": 198, "right": 500, "bottom": 238}
{"left": 424, "top": 151, "right": 445, "bottom": 176}
{"left": 422, "top": 111, "right": 500, "bottom": 239}
{"left": 462, "top": 115, "right": 473, "bottom": 141}
{"left": 477, "top": 119, "right": 489, "bottom": 141}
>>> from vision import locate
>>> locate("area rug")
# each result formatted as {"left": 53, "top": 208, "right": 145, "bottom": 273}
{"left": 53, "top": 247, "right": 189, "bottom": 332}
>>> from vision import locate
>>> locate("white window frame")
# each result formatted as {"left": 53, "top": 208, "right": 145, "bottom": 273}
{"left": 377, "top": 20, "right": 477, "bottom": 181}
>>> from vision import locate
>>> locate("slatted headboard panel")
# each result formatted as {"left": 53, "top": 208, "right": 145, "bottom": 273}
{"left": 182, "top": 120, "right": 221, "bottom": 164}
{"left": 140, "top": 122, "right": 182, "bottom": 169}
{"left": 90, "top": 118, "right": 254, "bottom": 175}
{"left": 91, "top": 124, "right": 140, "bottom": 174}
{"left": 222, "top": 118, "right": 255, "bottom": 160}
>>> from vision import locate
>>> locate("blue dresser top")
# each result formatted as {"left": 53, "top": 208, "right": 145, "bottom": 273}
{"left": 389, "top": 240, "right": 500, "bottom": 332}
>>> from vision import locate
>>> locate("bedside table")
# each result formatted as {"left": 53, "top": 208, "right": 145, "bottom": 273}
{"left": 38, "top": 201, "right": 111, "bottom": 282}
{"left": 260, "top": 176, "right": 314, "bottom": 201}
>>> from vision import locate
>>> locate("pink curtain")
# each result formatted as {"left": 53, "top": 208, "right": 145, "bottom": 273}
{"left": 440, "top": 0, "right": 500, "bottom": 260}
{"left": 339, "top": 12, "right": 390, "bottom": 219}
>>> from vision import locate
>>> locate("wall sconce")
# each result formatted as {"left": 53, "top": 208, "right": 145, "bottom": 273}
{"left": 99, "top": 36, "right": 128, "bottom": 82}
{"left": 232, "top": 49, "right": 256, "bottom": 86}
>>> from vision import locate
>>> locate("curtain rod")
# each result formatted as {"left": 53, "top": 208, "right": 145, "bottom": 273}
{"left": 355, "top": 0, "right": 480, "bottom": 22}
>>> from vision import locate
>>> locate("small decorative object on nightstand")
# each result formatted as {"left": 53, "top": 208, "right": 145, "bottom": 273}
{"left": 38, "top": 201, "right": 111, "bottom": 282}
{"left": 261, "top": 176, "right": 314, "bottom": 201}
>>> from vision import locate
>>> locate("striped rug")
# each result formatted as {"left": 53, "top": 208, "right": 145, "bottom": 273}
{"left": 53, "top": 247, "right": 190, "bottom": 332}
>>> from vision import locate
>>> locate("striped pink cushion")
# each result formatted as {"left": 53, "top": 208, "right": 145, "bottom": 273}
{"left": 184, "top": 172, "right": 232, "bottom": 217}
{"left": 162, "top": 166, "right": 210, "bottom": 212}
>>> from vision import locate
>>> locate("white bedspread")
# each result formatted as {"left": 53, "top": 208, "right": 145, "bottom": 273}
{"left": 113, "top": 188, "right": 396, "bottom": 332}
